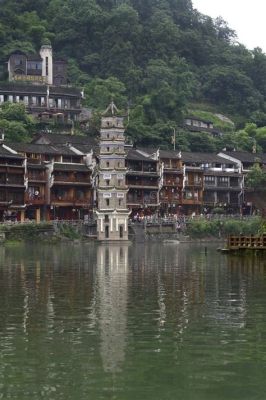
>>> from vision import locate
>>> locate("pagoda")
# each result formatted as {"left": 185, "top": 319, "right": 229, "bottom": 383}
{"left": 96, "top": 102, "right": 129, "bottom": 241}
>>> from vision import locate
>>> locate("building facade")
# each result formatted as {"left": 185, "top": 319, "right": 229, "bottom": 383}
{"left": 7, "top": 44, "right": 67, "bottom": 86}
{"left": 1, "top": 44, "right": 83, "bottom": 123}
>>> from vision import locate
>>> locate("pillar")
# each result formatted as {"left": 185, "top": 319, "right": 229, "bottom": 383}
{"left": 20, "top": 210, "right": 25, "bottom": 222}
{"left": 35, "top": 208, "right": 41, "bottom": 223}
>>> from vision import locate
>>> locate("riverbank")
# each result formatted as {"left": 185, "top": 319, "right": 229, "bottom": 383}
{"left": 0, "top": 217, "right": 262, "bottom": 244}
{"left": 0, "top": 222, "right": 85, "bottom": 244}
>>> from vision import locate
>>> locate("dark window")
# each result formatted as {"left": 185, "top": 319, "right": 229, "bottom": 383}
{"left": 46, "top": 57, "right": 49, "bottom": 76}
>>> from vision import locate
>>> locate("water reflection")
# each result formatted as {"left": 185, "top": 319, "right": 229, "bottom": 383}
{"left": 0, "top": 244, "right": 266, "bottom": 399}
{"left": 96, "top": 244, "right": 129, "bottom": 373}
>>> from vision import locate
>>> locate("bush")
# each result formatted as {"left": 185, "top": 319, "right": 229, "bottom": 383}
{"left": 186, "top": 217, "right": 262, "bottom": 238}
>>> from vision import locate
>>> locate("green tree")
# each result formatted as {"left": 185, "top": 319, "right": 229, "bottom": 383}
{"left": 84, "top": 76, "right": 128, "bottom": 110}
{"left": 0, "top": 102, "right": 35, "bottom": 142}
{"left": 245, "top": 162, "right": 266, "bottom": 189}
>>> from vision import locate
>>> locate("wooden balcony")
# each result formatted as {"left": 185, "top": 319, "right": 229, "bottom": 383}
{"left": 182, "top": 198, "right": 202, "bottom": 205}
{"left": 25, "top": 194, "right": 46, "bottom": 205}
{"left": 51, "top": 196, "right": 92, "bottom": 206}
{"left": 53, "top": 176, "right": 91, "bottom": 186}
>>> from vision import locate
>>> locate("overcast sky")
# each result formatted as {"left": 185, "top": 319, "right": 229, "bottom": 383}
{"left": 192, "top": 0, "right": 266, "bottom": 52}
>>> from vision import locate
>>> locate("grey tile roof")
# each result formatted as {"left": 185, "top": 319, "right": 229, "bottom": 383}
{"left": 0, "top": 82, "right": 81, "bottom": 97}
{"left": 181, "top": 152, "right": 237, "bottom": 165}
{"left": 0, "top": 144, "right": 24, "bottom": 158}
{"left": 126, "top": 149, "right": 156, "bottom": 162}
{"left": 53, "top": 163, "right": 89, "bottom": 172}
{"left": 6, "top": 142, "right": 78, "bottom": 156}
{"left": 32, "top": 133, "right": 97, "bottom": 146}
{"left": 159, "top": 149, "right": 181, "bottom": 159}
{"left": 219, "top": 151, "right": 266, "bottom": 163}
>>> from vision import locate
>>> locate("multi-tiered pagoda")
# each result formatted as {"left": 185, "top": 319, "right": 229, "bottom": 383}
{"left": 96, "top": 102, "right": 129, "bottom": 241}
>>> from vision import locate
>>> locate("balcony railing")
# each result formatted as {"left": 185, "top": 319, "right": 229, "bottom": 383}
{"left": 51, "top": 196, "right": 91, "bottom": 204}
{"left": 127, "top": 180, "right": 158, "bottom": 187}
{"left": 53, "top": 176, "right": 91, "bottom": 184}
{"left": 0, "top": 178, "right": 25, "bottom": 186}
{"left": 25, "top": 194, "right": 46, "bottom": 205}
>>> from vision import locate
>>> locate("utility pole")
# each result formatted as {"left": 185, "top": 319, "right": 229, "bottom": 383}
{"left": 171, "top": 127, "right": 176, "bottom": 151}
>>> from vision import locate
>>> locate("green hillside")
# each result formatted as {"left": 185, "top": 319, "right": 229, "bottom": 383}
{"left": 1, "top": 0, "right": 266, "bottom": 150}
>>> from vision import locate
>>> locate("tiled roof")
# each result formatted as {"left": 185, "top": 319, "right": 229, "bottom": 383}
{"left": 53, "top": 163, "right": 89, "bottom": 172}
{"left": 0, "top": 145, "right": 14, "bottom": 155}
{"left": 0, "top": 144, "right": 24, "bottom": 158}
{"left": 181, "top": 152, "right": 237, "bottom": 165}
{"left": 32, "top": 133, "right": 97, "bottom": 146}
{"left": 219, "top": 151, "right": 266, "bottom": 164}
{"left": 0, "top": 82, "right": 81, "bottom": 97}
{"left": 6, "top": 142, "right": 77, "bottom": 156}
{"left": 136, "top": 147, "right": 181, "bottom": 159}
{"left": 126, "top": 149, "right": 156, "bottom": 162}
{"left": 72, "top": 144, "right": 96, "bottom": 154}
{"left": 159, "top": 149, "right": 181, "bottom": 159}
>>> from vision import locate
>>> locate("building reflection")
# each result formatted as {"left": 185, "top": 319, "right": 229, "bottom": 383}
{"left": 96, "top": 244, "right": 129, "bottom": 373}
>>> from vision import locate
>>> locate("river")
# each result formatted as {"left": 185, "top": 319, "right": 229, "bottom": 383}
{"left": 0, "top": 242, "right": 266, "bottom": 399}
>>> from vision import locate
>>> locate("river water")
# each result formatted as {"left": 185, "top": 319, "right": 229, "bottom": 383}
{"left": 0, "top": 242, "right": 266, "bottom": 400}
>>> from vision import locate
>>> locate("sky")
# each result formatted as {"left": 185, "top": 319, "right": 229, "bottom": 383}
{"left": 192, "top": 0, "right": 266, "bottom": 52}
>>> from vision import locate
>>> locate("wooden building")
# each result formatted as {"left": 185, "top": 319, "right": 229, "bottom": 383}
{"left": 0, "top": 82, "right": 82, "bottom": 122}
{"left": 49, "top": 162, "right": 93, "bottom": 220}
{"left": 159, "top": 149, "right": 183, "bottom": 215}
{"left": 0, "top": 144, "right": 26, "bottom": 221}
{"left": 7, "top": 142, "right": 93, "bottom": 221}
{"left": 184, "top": 116, "right": 222, "bottom": 137}
{"left": 126, "top": 149, "right": 160, "bottom": 215}
{"left": 182, "top": 152, "right": 242, "bottom": 214}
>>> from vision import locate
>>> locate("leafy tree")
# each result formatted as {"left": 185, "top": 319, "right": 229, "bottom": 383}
{"left": 245, "top": 163, "right": 266, "bottom": 189}
{"left": 84, "top": 76, "right": 128, "bottom": 110}
{"left": 0, "top": 102, "right": 35, "bottom": 142}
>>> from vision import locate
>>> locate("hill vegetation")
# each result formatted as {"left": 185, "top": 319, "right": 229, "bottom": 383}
{"left": 1, "top": 0, "right": 266, "bottom": 151}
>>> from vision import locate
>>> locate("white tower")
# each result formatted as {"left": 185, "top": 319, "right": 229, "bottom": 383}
{"left": 96, "top": 102, "right": 129, "bottom": 241}
{"left": 40, "top": 44, "right": 53, "bottom": 85}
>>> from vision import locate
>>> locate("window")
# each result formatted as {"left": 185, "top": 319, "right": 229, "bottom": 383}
{"left": 106, "top": 161, "right": 110, "bottom": 168}
{"left": 104, "top": 215, "right": 109, "bottom": 223}
{"left": 204, "top": 176, "right": 215, "bottom": 183}
{"left": 106, "top": 147, "right": 110, "bottom": 152}
{"left": 106, "top": 180, "right": 110, "bottom": 186}
{"left": 15, "top": 58, "right": 23, "bottom": 66}
{"left": 106, "top": 199, "right": 110, "bottom": 206}
{"left": 46, "top": 57, "right": 49, "bottom": 76}
{"left": 119, "top": 199, "right": 122, "bottom": 206}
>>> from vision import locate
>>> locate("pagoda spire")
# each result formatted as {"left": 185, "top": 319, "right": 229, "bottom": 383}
{"left": 103, "top": 101, "right": 119, "bottom": 116}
